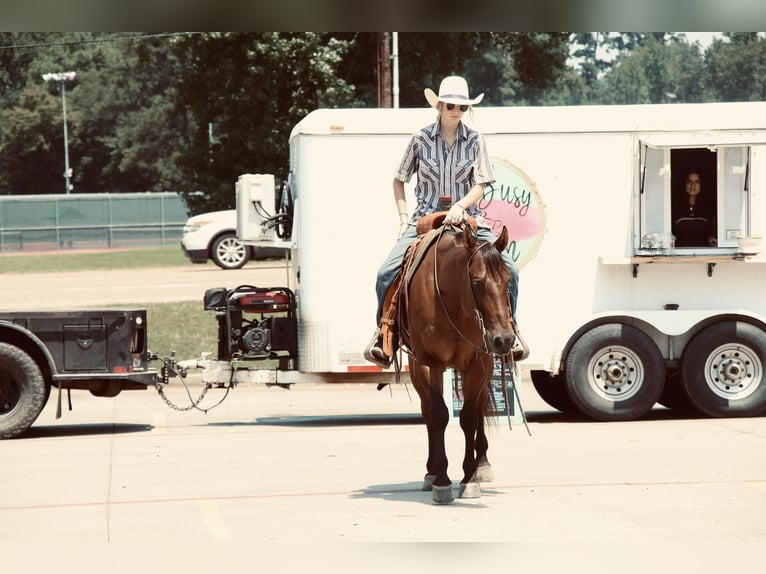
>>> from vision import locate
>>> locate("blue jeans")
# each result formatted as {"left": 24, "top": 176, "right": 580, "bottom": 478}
{"left": 374, "top": 223, "right": 519, "bottom": 325}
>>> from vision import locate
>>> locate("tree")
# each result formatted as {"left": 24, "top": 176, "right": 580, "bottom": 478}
{"left": 171, "top": 33, "right": 356, "bottom": 213}
{"left": 1, "top": 33, "right": 187, "bottom": 195}
{"left": 0, "top": 84, "right": 68, "bottom": 194}
{"left": 705, "top": 33, "right": 766, "bottom": 101}
{"left": 603, "top": 34, "right": 705, "bottom": 104}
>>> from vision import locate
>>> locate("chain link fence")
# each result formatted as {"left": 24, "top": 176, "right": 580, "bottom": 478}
{"left": 0, "top": 192, "right": 189, "bottom": 253}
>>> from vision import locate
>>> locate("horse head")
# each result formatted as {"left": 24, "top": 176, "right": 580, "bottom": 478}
{"left": 462, "top": 224, "right": 514, "bottom": 356}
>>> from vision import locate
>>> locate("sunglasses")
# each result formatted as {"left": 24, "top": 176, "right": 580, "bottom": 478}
{"left": 444, "top": 103, "right": 469, "bottom": 112}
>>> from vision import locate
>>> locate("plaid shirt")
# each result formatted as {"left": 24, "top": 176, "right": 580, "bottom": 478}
{"left": 394, "top": 121, "right": 495, "bottom": 226}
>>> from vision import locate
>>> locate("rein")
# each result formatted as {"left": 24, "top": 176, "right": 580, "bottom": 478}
{"left": 432, "top": 223, "right": 495, "bottom": 353}
{"left": 427, "top": 222, "right": 532, "bottom": 436}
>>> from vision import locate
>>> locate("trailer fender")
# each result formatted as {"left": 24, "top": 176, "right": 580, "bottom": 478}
{"left": 0, "top": 321, "right": 58, "bottom": 382}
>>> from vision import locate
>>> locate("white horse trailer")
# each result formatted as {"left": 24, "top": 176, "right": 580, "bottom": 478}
{"left": 226, "top": 102, "right": 766, "bottom": 421}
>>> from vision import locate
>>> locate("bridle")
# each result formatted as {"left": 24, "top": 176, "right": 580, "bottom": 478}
{"left": 432, "top": 223, "right": 510, "bottom": 354}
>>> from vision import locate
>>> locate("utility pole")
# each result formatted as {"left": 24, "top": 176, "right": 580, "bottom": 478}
{"left": 392, "top": 32, "right": 399, "bottom": 108}
{"left": 377, "top": 32, "right": 392, "bottom": 108}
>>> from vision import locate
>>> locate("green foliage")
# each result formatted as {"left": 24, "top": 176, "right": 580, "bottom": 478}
{"left": 172, "top": 32, "right": 357, "bottom": 213}
{"left": 705, "top": 34, "right": 766, "bottom": 101}
{"left": 143, "top": 300, "right": 218, "bottom": 360}
{"left": 2, "top": 32, "right": 766, "bottom": 213}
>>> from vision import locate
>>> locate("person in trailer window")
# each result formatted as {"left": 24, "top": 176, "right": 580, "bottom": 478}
{"left": 673, "top": 171, "right": 717, "bottom": 247}
{"left": 363, "top": 75, "right": 527, "bottom": 369}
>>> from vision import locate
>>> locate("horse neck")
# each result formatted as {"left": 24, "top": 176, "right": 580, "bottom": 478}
{"left": 436, "top": 233, "right": 477, "bottom": 312}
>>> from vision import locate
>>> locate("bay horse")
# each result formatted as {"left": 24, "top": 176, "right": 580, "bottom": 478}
{"left": 401, "top": 219, "right": 515, "bottom": 504}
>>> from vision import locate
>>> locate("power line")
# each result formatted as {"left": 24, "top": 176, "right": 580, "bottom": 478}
{"left": 0, "top": 32, "right": 204, "bottom": 51}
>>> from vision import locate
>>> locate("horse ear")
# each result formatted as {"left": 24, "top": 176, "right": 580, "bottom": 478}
{"left": 462, "top": 223, "right": 477, "bottom": 249}
{"left": 494, "top": 226, "right": 509, "bottom": 253}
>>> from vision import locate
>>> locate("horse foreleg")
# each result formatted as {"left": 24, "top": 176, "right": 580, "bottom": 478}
{"left": 458, "top": 357, "right": 493, "bottom": 498}
{"left": 424, "top": 366, "right": 453, "bottom": 504}
{"left": 458, "top": 398, "right": 481, "bottom": 498}
{"left": 474, "top": 415, "right": 494, "bottom": 483}
{"left": 410, "top": 360, "right": 444, "bottom": 495}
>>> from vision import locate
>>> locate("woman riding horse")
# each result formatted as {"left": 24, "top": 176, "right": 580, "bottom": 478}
{"left": 364, "top": 75, "right": 527, "bottom": 369}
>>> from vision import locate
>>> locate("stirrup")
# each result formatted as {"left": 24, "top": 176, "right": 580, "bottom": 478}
{"left": 363, "top": 328, "right": 392, "bottom": 368}
{"left": 512, "top": 329, "right": 530, "bottom": 362}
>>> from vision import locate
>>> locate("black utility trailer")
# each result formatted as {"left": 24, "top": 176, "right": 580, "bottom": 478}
{"left": 0, "top": 309, "right": 158, "bottom": 438}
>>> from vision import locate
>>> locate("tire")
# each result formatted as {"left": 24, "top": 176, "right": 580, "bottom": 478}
{"left": 565, "top": 324, "right": 665, "bottom": 421}
{"left": 211, "top": 233, "right": 249, "bottom": 270}
{"left": 530, "top": 370, "right": 577, "bottom": 413}
{"left": 0, "top": 343, "right": 48, "bottom": 439}
{"left": 680, "top": 321, "right": 766, "bottom": 418}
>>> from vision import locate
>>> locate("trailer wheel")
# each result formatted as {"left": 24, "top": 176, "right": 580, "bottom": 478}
{"left": 530, "top": 370, "right": 577, "bottom": 413}
{"left": 565, "top": 324, "right": 664, "bottom": 421}
{"left": 681, "top": 321, "right": 766, "bottom": 418}
{"left": 0, "top": 343, "right": 47, "bottom": 439}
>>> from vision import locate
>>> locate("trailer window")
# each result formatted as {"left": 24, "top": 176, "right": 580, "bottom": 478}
{"left": 637, "top": 140, "right": 755, "bottom": 253}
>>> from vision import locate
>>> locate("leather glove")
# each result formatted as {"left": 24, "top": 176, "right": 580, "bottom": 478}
{"left": 446, "top": 203, "right": 465, "bottom": 225}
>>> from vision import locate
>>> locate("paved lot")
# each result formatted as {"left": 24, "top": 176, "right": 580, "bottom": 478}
{"left": 2, "top": 378, "right": 765, "bottom": 551}
{"left": 2, "top": 263, "right": 765, "bottom": 565}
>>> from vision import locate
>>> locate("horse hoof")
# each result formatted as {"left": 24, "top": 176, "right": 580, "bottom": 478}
{"left": 431, "top": 484, "right": 455, "bottom": 504}
{"left": 475, "top": 463, "right": 494, "bottom": 483}
{"left": 422, "top": 474, "right": 436, "bottom": 491}
{"left": 458, "top": 481, "right": 481, "bottom": 499}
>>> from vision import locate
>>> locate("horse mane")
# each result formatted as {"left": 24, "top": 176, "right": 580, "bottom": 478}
{"left": 458, "top": 225, "right": 509, "bottom": 283}
{"left": 475, "top": 242, "right": 509, "bottom": 283}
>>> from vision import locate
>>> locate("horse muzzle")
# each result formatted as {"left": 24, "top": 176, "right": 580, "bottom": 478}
{"left": 485, "top": 332, "right": 514, "bottom": 355}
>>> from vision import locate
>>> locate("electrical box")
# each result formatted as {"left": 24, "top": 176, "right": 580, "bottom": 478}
{"left": 236, "top": 173, "right": 276, "bottom": 241}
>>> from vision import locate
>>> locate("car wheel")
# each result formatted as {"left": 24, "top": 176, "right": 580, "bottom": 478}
{"left": 211, "top": 233, "right": 249, "bottom": 270}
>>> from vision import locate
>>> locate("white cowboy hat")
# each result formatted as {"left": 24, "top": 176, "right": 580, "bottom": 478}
{"left": 424, "top": 75, "right": 484, "bottom": 108}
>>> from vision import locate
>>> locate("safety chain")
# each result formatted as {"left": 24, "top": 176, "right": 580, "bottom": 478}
{"left": 156, "top": 381, "right": 212, "bottom": 412}
{"left": 151, "top": 353, "right": 231, "bottom": 414}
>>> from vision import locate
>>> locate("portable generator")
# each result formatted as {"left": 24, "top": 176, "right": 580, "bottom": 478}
{"left": 203, "top": 285, "right": 297, "bottom": 370}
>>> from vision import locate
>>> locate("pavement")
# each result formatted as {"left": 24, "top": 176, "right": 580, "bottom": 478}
{"left": 1, "top": 376, "right": 765, "bottom": 565}
{"left": 2, "top": 262, "right": 765, "bottom": 567}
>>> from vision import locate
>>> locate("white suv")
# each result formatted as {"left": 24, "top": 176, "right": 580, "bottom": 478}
{"left": 180, "top": 209, "right": 285, "bottom": 270}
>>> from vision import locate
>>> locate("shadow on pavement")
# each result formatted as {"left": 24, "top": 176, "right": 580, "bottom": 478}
{"left": 18, "top": 423, "right": 152, "bottom": 440}
{"left": 210, "top": 412, "right": 424, "bottom": 428}
{"left": 350, "top": 481, "right": 507, "bottom": 506}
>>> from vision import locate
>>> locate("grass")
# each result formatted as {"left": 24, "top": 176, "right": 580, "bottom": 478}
{"left": 0, "top": 245, "right": 190, "bottom": 274}
{"left": 1, "top": 246, "right": 220, "bottom": 361}
{"left": 144, "top": 300, "right": 219, "bottom": 362}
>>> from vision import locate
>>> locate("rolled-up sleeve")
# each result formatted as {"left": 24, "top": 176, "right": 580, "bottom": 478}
{"left": 473, "top": 134, "right": 495, "bottom": 186}
{"left": 394, "top": 134, "right": 418, "bottom": 183}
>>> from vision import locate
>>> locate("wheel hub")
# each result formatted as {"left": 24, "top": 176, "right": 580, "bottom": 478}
{"left": 705, "top": 345, "right": 762, "bottom": 400}
{"left": 588, "top": 346, "right": 644, "bottom": 401}
{"left": 0, "top": 375, "right": 21, "bottom": 415}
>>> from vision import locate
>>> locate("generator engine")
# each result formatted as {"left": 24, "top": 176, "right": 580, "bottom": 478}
{"left": 203, "top": 285, "right": 297, "bottom": 369}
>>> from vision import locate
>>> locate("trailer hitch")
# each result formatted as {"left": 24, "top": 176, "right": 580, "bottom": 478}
{"left": 148, "top": 351, "right": 230, "bottom": 414}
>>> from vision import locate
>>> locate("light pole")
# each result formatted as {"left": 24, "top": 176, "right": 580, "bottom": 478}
{"left": 42, "top": 71, "right": 76, "bottom": 194}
